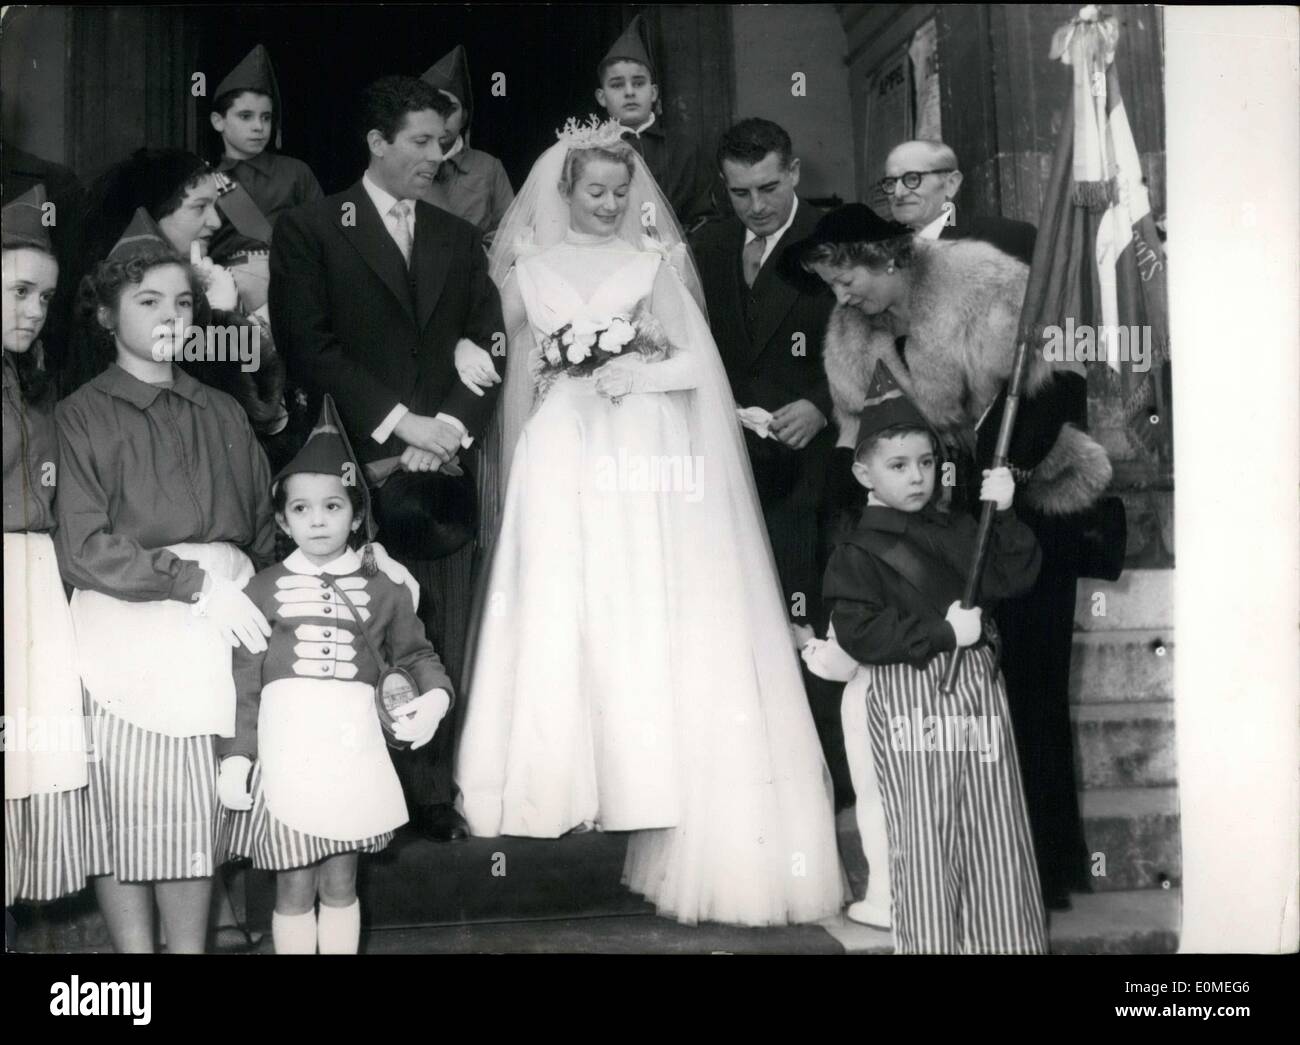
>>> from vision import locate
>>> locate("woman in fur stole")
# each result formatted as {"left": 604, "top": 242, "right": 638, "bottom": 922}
{"left": 783, "top": 204, "right": 1113, "bottom": 910}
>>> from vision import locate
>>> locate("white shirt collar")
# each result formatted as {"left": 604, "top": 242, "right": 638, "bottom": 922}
{"left": 285, "top": 547, "right": 363, "bottom": 577}
{"left": 917, "top": 209, "right": 948, "bottom": 240}
{"left": 623, "top": 111, "right": 656, "bottom": 137}
{"left": 362, "top": 171, "right": 405, "bottom": 219}
{"left": 744, "top": 196, "right": 800, "bottom": 268}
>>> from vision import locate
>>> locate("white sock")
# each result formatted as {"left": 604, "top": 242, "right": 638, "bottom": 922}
{"left": 859, "top": 790, "right": 892, "bottom": 909}
{"left": 317, "top": 899, "right": 360, "bottom": 955}
{"left": 272, "top": 909, "right": 317, "bottom": 954}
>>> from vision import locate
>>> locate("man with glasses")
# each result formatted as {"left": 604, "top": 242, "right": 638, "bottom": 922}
{"left": 882, "top": 140, "right": 1036, "bottom": 264}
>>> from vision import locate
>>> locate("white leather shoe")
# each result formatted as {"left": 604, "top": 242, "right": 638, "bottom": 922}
{"left": 847, "top": 898, "right": 892, "bottom": 929}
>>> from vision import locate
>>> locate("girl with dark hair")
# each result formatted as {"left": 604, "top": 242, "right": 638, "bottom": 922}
{"left": 3, "top": 186, "right": 91, "bottom": 910}
{"left": 54, "top": 240, "right": 277, "bottom": 952}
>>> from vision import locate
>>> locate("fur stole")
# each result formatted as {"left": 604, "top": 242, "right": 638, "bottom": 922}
{"left": 823, "top": 238, "right": 1111, "bottom": 515}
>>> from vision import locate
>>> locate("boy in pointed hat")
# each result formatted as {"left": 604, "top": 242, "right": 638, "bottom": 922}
{"left": 415, "top": 44, "right": 514, "bottom": 240}
{"left": 809, "top": 361, "right": 1048, "bottom": 954}
{"left": 595, "top": 14, "right": 714, "bottom": 231}
{"left": 210, "top": 44, "right": 322, "bottom": 231}
{"left": 217, "top": 393, "right": 453, "bottom": 954}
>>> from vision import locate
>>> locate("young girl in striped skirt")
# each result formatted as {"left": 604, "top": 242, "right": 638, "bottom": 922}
{"left": 821, "top": 362, "right": 1047, "bottom": 954}
{"left": 217, "top": 396, "right": 452, "bottom": 955}
{"left": 4, "top": 186, "right": 92, "bottom": 909}
{"left": 55, "top": 236, "right": 276, "bottom": 953}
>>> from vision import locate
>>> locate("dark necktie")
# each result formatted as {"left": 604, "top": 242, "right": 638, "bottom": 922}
{"left": 743, "top": 235, "right": 767, "bottom": 288}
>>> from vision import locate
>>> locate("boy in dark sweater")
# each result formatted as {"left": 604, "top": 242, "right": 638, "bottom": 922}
{"left": 821, "top": 361, "right": 1048, "bottom": 954}
{"left": 208, "top": 45, "right": 322, "bottom": 234}
{"left": 595, "top": 15, "right": 714, "bottom": 232}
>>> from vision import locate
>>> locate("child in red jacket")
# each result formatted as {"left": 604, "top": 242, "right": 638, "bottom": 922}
{"left": 217, "top": 396, "right": 452, "bottom": 954}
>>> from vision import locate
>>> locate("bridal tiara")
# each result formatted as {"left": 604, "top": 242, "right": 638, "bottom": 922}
{"left": 555, "top": 115, "right": 628, "bottom": 150}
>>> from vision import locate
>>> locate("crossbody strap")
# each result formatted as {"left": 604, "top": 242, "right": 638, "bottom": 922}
{"left": 848, "top": 530, "right": 966, "bottom": 617}
{"left": 323, "top": 576, "right": 390, "bottom": 674}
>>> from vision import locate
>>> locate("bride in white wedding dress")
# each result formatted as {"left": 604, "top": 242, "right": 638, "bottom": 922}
{"left": 455, "top": 118, "right": 843, "bottom": 926}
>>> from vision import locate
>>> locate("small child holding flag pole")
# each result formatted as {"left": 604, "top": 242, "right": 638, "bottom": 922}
{"left": 813, "top": 361, "right": 1048, "bottom": 954}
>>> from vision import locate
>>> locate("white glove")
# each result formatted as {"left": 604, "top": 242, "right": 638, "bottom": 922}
{"left": 390, "top": 690, "right": 451, "bottom": 750}
{"left": 193, "top": 257, "right": 239, "bottom": 311}
{"left": 801, "top": 627, "right": 861, "bottom": 682}
{"left": 454, "top": 339, "right": 501, "bottom": 398}
{"left": 595, "top": 360, "right": 637, "bottom": 401}
{"left": 790, "top": 622, "right": 815, "bottom": 651}
{"left": 980, "top": 466, "right": 1015, "bottom": 511}
{"left": 945, "top": 600, "right": 983, "bottom": 648}
{"left": 368, "top": 541, "right": 420, "bottom": 612}
{"left": 194, "top": 574, "right": 271, "bottom": 652}
{"left": 217, "top": 756, "right": 254, "bottom": 811}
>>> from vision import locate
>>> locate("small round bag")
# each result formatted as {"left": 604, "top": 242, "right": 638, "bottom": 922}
{"left": 324, "top": 577, "right": 420, "bottom": 749}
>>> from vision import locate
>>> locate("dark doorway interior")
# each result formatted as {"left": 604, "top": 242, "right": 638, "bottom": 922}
{"left": 194, "top": 5, "right": 628, "bottom": 194}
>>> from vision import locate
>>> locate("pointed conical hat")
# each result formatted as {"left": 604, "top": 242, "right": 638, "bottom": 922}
{"left": 215, "top": 44, "right": 283, "bottom": 148}
{"left": 1, "top": 184, "right": 53, "bottom": 252}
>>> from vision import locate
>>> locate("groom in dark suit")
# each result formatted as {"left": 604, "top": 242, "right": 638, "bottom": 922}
{"left": 270, "top": 75, "right": 504, "bottom": 842}
{"left": 691, "top": 118, "right": 850, "bottom": 807}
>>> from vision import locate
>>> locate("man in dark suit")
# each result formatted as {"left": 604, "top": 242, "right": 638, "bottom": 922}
{"left": 270, "top": 76, "right": 504, "bottom": 843}
{"left": 692, "top": 118, "right": 850, "bottom": 807}
{"left": 883, "top": 139, "right": 1037, "bottom": 264}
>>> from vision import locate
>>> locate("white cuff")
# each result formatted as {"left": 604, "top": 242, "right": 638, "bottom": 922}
{"left": 372, "top": 403, "right": 409, "bottom": 445}
{"left": 435, "top": 412, "right": 474, "bottom": 450}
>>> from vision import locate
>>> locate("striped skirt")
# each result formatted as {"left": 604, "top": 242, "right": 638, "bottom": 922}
{"left": 867, "top": 645, "right": 1048, "bottom": 955}
{"left": 83, "top": 695, "right": 222, "bottom": 883}
{"left": 224, "top": 762, "right": 393, "bottom": 872}
{"left": 5, "top": 791, "right": 90, "bottom": 906}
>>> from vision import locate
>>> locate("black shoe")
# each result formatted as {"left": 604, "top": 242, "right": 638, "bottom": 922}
{"left": 210, "top": 923, "right": 263, "bottom": 954}
{"left": 415, "top": 803, "right": 469, "bottom": 843}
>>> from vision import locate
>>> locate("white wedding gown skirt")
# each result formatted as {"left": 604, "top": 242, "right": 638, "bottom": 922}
{"left": 462, "top": 374, "right": 690, "bottom": 836}
{"left": 456, "top": 239, "right": 843, "bottom": 926}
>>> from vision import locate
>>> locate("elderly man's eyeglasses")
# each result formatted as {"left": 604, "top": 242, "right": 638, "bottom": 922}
{"left": 879, "top": 169, "right": 956, "bottom": 193}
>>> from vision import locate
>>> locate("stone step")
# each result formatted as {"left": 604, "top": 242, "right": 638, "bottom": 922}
{"left": 1074, "top": 568, "right": 1173, "bottom": 631}
{"left": 1079, "top": 786, "right": 1181, "bottom": 892}
{"left": 7, "top": 829, "right": 643, "bottom": 952}
{"left": 1072, "top": 701, "right": 1176, "bottom": 788}
{"left": 14, "top": 888, "right": 1182, "bottom": 955}
{"left": 1070, "top": 629, "right": 1173, "bottom": 703}
{"left": 275, "top": 829, "right": 644, "bottom": 931}
{"left": 10, "top": 797, "right": 1182, "bottom": 948}
{"left": 822, "top": 887, "right": 1179, "bottom": 954}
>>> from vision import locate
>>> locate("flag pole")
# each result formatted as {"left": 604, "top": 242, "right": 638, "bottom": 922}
{"left": 940, "top": 338, "right": 1033, "bottom": 694}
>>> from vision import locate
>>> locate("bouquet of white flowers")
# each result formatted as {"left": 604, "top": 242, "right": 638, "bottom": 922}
{"left": 537, "top": 303, "right": 669, "bottom": 380}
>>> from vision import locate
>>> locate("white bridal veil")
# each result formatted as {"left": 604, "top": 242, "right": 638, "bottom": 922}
{"left": 476, "top": 117, "right": 706, "bottom": 546}
{"left": 466, "top": 118, "right": 842, "bottom": 924}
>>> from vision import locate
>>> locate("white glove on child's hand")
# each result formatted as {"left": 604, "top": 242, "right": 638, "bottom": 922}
{"left": 217, "top": 756, "right": 254, "bottom": 811}
{"left": 945, "top": 600, "right": 983, "bottom": 648}
{"left": 801, "top": 628, "right": 861, "bottom": 682}
{"left": 368, "top": 541, "right": 420, "bottom": 612}
{"left": 980, "top": 466, "right": 1015, "bottom": 511}
{"left": 195, "top": 575, "right": 271, "bottom": 652}
{"left": 390, "top": 690, "right": 451, "bottom": 750}
{"left": 454, "top": 339, "right": 501, "bottom": 397}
